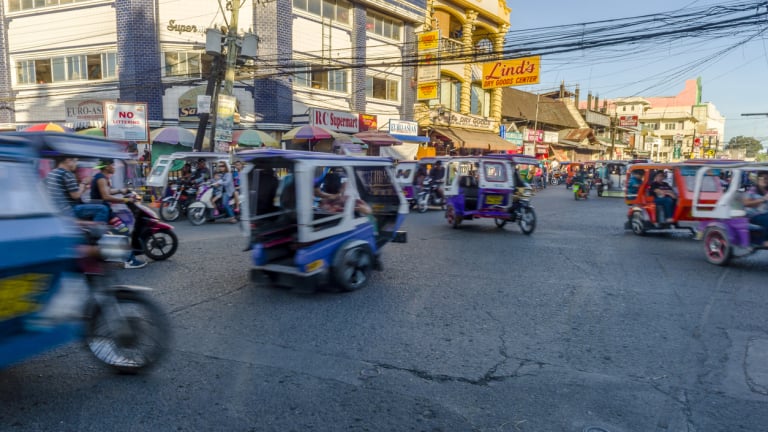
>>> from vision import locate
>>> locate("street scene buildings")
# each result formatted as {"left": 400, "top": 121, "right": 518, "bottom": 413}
{"left": 0, "top": 0, "right": 730, "bottom": 161}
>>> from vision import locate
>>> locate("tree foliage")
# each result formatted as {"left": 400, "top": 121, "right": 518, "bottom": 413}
{"left": 726, "top": 136, "right": 763, "bottom": 158}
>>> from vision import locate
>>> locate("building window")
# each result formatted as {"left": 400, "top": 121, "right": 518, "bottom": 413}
{"left": 295, "top": 63, "right": 348, "bottom": 93}
{"left": 9, "top": 0, "right": 93, "bottom": 12}
{"left": 365, "top": 76, "right": 399, "bottom": 101}
{"left": 622, "top": 106, "right": 626, "bottom": 112}
{"left": 664, "top": 122, "right": 676, "bottom": 130}
{"left": 678, "top": 121, "right": 684, "bottom": 129}
{"left": 163, "top": 51, "right": 204, "bottom": 78}
{"left": 294, "top": 0, "right": 350, "bottom": 24}
{"left": 470, "top": 84, "right": 490, "bottom": 117}
{"left": 439, "top": 79, "right": 461, "bottom": 112}
{"left": 366, "top": 11, "right": 402, "bottom": 41}
{"left": 15, "top": 52, "right": 117, "bottom": 85}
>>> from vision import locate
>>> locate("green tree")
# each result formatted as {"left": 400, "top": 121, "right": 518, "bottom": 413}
{"left": 726, "top": 136, "right": 763, "bottom": 158}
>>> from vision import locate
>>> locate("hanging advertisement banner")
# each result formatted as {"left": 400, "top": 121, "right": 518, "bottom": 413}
{"left": 481, "top": 55, "right": 540, "bottom": 89}
{"left": 417, "top": 82, "right": 439, "bottom": 100}
{"left": 310, "top": 107, "right": 360, "bottom": 133}
{"left": 214, "top": 94, "right": 236, "bottom": 143}
{"left": 618, "top": 115, "right": 638, "bottom": 127}
{"left": 417, "top": 30, "right": 439, "bottom": 51}
{"left": 104, "top": 102, "right": 149, "bottom": 142}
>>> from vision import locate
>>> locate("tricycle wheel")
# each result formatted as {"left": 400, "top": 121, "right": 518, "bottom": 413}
{"left": 518, "top": 207, "right": 536, "bottom": 235}
{"left": 631, "top": 212, "right": 646, "bottom": 236}
{"left": 703, "top": 227, "right": 732, "bottom": 266}
{"left": 332, "top": 244, "right": 373, "bottom": 292}
{"left": 142, "top": 229, "right": 178, "bottom": 261}
{"left": 494, "top": 218, "right": 507, "bottom": 228}
{"left": 445, "top": 205, "right": 461, "bottom": 229}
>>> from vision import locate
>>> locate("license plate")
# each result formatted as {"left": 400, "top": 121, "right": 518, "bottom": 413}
{"left": 305, "top": 260, "right": 325, "bottom": 273}
{"left": 0, "top": 273, "right": 49, "bottom": 320}
{"left": 485, "top": 195, "right": 503, "bottom": 205}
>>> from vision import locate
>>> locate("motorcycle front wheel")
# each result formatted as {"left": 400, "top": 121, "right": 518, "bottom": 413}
{"left": 187, "top": 205, "right": 207, "bottom": 226}
{"left": 159, "top": 200, "right": 180, "bottom": 222}
{"left": 142, "top": 229, "right": 178, "bottom": 260}
{"left": 86, "top": 290, "right": 170, "bottom": 374}
{"left": 417, "top": 195, "right": 429, "bottom": 213}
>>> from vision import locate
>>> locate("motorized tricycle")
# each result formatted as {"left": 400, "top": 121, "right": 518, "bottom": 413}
{"left": 692, "top": 163, "right": 768, "bottom": 265}
{"left": 595, "top": 160, "right": 628, "bottom": 197}
{"left": 0, "top": 133, "right": 170, "bottom": 373}
{"left": 624, "top": 161, "right": 732, "bottom": 236}
{"left": 443, "top": 155, "right": 536, "bottom": 234}
{"left": 238, "top": 149, "right": 408, "bottom": 292}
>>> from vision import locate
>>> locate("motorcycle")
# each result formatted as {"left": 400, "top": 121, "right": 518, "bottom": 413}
{"left": 503, "top": 186, "right": 537, "bottom": 234}
{"left": 573, "top": 181, "right": 590, "bottom": 200}
{"left": 416, "top": 176, "right": 445, "bottom": 213}
{"left": 113, "top": 191, "right": 179, "bottom": 261}
{"left": 159, "top": 181, "right": 197, "bottom": 222}
{"left": 187, "top": 182, "right": 240, "bottom": 225}
{"left": 0, "top": 134, "right": 170, "bottom": 373}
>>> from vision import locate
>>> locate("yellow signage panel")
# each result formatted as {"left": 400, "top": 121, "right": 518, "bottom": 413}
{"left": 417, "top": 82, "right": 439, "bottom": 100}
{"left": 418, "top": 30, "right": 440, "bottom": 52}
{"left": 481, "top": 56, "right": 541, "bottom": 89}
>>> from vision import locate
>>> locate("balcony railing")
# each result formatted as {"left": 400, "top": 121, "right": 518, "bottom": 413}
{"left": 439, "top": 38, "right": 464, "bottom": 59}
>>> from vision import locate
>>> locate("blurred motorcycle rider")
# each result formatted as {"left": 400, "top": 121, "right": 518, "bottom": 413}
{"left": 91, "top": 158, "right": 146, "bottom": 269}
{"left": 192, "top": 158, "right": 211, "bottom": 184}
{"left": 45, "top": 156, "right": 109, "bottom": 223}
{"left": 428, "top": 160, "right": 446, "bottom": 200}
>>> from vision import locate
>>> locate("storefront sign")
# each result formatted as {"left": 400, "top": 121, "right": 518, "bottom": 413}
{"left": 505, "top": 131, "right": 523, "bottom": 146}
{"left": 178, "top": 85, "right": 208, "bottom": 121}
{"left": 417, "top": 82, "right": 438, "bottom": 100}
{"left": 526, "top": 129, "right": 543, "bottom": 143}
{"left": 359, "top": 114, "right": 377, "bottom": 132}
{"left": 418, "top": 53, "right": 439, "bottom": 82}
{"left": 433, "top": 110, "right": 495, "bottom": 131}
{"left": 65, "top": 99, "right": 104, "bottom": 124}
{"left": 104, "top": 102, "right": 148, "bottom": 142}
{"left": 166, "top": 20, "right": 206, "bottom": 35}
{"left": 310, "top": 108, "right": 359, "bottom": 133}
{"left": 481, "top": 55, "right": 540, "bottom": 89}
{"left": 543, "top": 131, "right": 559, "bottom": 144}
{"left": 389, "top": 119, "right": 419, "bottom": 136}
{"left": 618, "top": 115, "right": 638, "bottom": 127}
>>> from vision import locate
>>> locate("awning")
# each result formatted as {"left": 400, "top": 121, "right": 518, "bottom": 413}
{"left": 64, "top": 120, "right": 105, "bottom": 129}
{"left": 550, "top": 147, "right": 570, "bottom": 162}
{"left": 390, "top": 134, "right": 429, "bottom": 143}
{"left": 432, "top": 127, "right": 514, "bottom": 151}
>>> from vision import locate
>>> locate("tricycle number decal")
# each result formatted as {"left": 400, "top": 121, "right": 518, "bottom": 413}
{"left": 485, "top": 195, "right": 504, "bottom": 205}
{"left": 305, "top": 260, "right": 325, "bottom": 273}
{"left": 0, "top": 273, "right": 50, "bottom": 320}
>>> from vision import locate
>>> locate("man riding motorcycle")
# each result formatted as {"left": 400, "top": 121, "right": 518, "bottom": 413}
{"left": 428, "top": 160, "right": 446, "bottom": 201}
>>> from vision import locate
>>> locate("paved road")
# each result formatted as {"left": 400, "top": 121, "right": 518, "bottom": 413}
{"left": 2, "top": 185, "right": 768, "bottom": 432}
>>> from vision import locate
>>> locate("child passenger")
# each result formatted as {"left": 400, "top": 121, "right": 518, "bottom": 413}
{"left": 211, "top": 172, "right": 223, "bottom": 215}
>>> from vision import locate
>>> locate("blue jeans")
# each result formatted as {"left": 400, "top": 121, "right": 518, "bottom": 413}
{"left": 750, "top": 213, "right": 768, "bottom": 243}
{"left": 222, "top": 192, "right": 234, "bottom": 218}
{"left": 654, "top": 197, "right": 675, "bottom": 221}
{"left": 73, "top": 203, "right": 110, "bottom": 223}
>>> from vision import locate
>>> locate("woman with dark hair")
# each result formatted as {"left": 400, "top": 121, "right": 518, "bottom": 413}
{"left": 214, "top": 162, "right": 237, "bottom": 223}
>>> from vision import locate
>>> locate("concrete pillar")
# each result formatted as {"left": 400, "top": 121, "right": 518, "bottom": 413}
{"left": 459, "top": 9, "right": 477, "bottom": 115}
{"left": 489, "top": 25, "right": 508, "bottom": 121}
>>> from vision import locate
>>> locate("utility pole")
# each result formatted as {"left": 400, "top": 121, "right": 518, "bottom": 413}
{"left": 193, "top": 55, "right": 220, "bottom": 152}
{"left": 223, "top": 0, "right": 240, "bottom": 98}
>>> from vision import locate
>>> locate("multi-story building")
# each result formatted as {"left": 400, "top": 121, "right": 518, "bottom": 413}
{"left": 412, "top": 0, "right": 514, "bottom": 155}
{"left": 0, "top": 0, "right": 431, "bottom": 148}
{"left": 606, "top": 78, "right": 725, "bottom": 161}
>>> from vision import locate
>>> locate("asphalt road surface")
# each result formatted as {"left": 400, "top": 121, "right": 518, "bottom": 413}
{"left": 2, "top": 185, "right": 768, "bottom": 432}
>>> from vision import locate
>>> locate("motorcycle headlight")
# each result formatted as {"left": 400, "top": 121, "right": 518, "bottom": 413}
{"left": 170, "top": 184, "right": 179, "bottom": 191}
{"left": 97, "top": 234, "right": 131, "bottom": 262}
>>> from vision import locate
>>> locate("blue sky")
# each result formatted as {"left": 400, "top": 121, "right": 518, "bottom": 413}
{"left": 507, "top": 1, "right": 768, "bottom": 144}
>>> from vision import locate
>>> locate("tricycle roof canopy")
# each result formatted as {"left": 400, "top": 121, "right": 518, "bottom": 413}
{"left": 2, "top": 131, "right": 128, "bottom": 160}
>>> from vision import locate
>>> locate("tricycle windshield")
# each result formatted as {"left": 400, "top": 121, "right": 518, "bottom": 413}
{"left": 0, "top": 160, "right": 55, "bottom": 218}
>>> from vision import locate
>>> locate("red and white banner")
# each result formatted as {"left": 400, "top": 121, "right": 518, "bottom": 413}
{"left": 310, "top": 108, "right": 359, "bottom": 133}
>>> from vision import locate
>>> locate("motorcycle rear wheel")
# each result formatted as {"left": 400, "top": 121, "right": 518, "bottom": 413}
{"left": 159, "top": 201, "right": 180, "bottom": 222}
{"left": 417, "top": 195, "right": 429, "bottom": 213}
{"left": 187, "top": 206, "right": 207, "bottom": 226}
{"left": 86, "top": 290, "right": 170, "bottom": 374}
{"left": 143, "top": 229, "right": 178, "bottom": 260}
